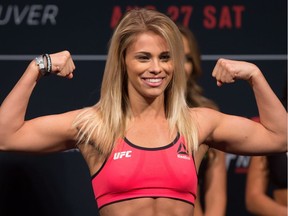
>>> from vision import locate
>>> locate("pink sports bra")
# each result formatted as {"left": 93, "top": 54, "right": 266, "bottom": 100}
{"left": 91, "top": 133, "right": 197, "bottom": 209}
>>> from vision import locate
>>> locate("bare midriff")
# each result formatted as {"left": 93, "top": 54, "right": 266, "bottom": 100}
{"left": 99, "top": 197, "right": 194, "bottom": 216}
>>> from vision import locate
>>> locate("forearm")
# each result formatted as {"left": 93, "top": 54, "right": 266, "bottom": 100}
{"left": 204, "top": 151, "right": 227, "bottom": 216}
{"left": 194, "top": 193, "right": 204, "bottom": 216}
{"left": 204, "top": 195, "right": 226, "bottom": 216}
{"left": 246, "top": 194, "right": 287, "bottom": 216}
{"left": 250, "top": 71, "right": 287, "bottom": 142}
{"left": 204, "top": 179, "right": 226, "bottom": 216}
{"left": 246, "top": 156, "right": 287, "bottom": 216}
{"left": 0, "top": 61, "right": 40, "bottom": 136}
{"left": 250, "top": 72, "right": 287, "bottom": 134}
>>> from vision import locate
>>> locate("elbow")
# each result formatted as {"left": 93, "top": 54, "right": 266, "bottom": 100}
{"left": 270, "top": 131, "right": 287, "bottom": 153}
{"left": 0, "top": 124, "right": 20, "bottom": 152}
{"left": 0, "top": 138, "right": 8, "bottom": 151}
{"left": 246, "top": 203, "right": 256, "bottom": 214}
{"left": 278, "top": 134, "right": 287, "bottom": 153}
{"left": 245, "top": 198, "right": 252, "bottom": 213}
{"left": 0, "top": 133, "right": 5, "bottom": 151}
{"left": 245, "top": 193, "right": 257, "bottom": 214}
{"left": 0, "top": 143, "right": 6, "bottom": 152}
{"left": 0, "top": 125, "right": 7, "bottom": 151}
{"left": 0, "top": 132, "right": 11, "bottom": 151}
{"left": 282, "top": 142, "right": 287, "bottom": 153}
{"left": 280, "top": 123, "right": 288, "bottom": 152}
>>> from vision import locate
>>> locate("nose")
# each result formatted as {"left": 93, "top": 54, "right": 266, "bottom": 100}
{"left": 149, "top": 59, "right": 161, "bottom": 74}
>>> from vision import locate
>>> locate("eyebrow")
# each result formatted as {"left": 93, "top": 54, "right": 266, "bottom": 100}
{"left": 161, "top": 51, "right": 170, "bottom": 55}
{"left": 135, "top": 51, "right": 170, "bottom": 55}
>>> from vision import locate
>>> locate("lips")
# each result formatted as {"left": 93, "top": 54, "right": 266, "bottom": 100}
{"left": 142, "top": 77, "right": 164, "bottom": 87}
{"left": 145, "top": 78, "right": 162, "bottom": 83}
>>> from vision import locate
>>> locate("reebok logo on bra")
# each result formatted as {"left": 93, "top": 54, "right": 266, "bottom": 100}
{"left": 177, "top": 143, "right": 190, "bottom": 160}
{"left": 113, "top": 151, "right": 132, "bottom": 160}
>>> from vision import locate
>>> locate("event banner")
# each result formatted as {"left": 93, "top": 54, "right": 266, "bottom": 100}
{"left": 0, "top": 0, "right": 286, "bottom": 117}
{"left": 0, "top": 0, "right": 286, "bottom": 57}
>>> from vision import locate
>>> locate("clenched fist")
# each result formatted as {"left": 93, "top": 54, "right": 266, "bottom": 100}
{"left": 49, "top": 50, "right": 76, "bottom": 79}
{"left": 212, "top": 58, "right": 261, "bottom": 87}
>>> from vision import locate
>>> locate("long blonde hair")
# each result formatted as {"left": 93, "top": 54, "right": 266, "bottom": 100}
{"left": 73, "top": 8, "right": 198, "bottom": 157}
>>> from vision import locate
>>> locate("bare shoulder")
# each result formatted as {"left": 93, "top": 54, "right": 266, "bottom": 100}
{"left": 63, "top": 108, "right": 85, "bottom": 118}
{"left": 189, "top": 107, "right": 222, "bottom": 122}
{"left": 189, "top": 107, "right": 223, "bottom": 143}
{"left": 57, "top": 106, "right": 98, "bottom": 118}
{"left": 49, "top": 108, "right": 84, "bottom": 122}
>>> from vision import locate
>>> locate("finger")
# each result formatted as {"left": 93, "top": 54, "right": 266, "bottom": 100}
{"left": 212, "top": 58, "right": 226, "bottom": 79}
{"left": 217, "top": 80, "right": 223, "bottom": 87}
{"left": 66, "top": 73, "right": 74, "bottom": 79}
{"left": 211, "top": 60, "right": 220, "bottom": 78}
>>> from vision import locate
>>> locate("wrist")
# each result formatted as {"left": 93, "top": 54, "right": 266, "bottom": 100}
{"left": 34, "top": 54, "right": 52, "bottom": 76}
{"left": 248, "top": 68, "right": 263, "bottom": 86}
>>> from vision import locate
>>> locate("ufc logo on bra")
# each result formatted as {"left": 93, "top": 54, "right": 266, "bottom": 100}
{"left": 113, "top": 151, "right": 132, "bottom": 160}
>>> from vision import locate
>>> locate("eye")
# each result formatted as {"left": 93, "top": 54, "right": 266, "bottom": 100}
{"left": 136, "top": 54, "right": 150, "bottom": 62}
{"left": 160, "top": 53, "right": 171, "bottom": 62}
{"left": 185, "top": 55, "right": 193, "bottom": 63}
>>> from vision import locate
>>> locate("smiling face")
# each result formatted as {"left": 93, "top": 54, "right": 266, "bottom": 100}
{"left": 125, "top": 31, "right": 173, "bottom": 100}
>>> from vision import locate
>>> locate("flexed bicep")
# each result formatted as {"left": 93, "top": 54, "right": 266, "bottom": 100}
{"left": 0, "top": 50, "right": 77, "bottom": 152}
{"left": 1, "top": 110, "right": 80, "bottom": 153}
{"left": 210, "top": 113, "right": 284, "bottom": 155}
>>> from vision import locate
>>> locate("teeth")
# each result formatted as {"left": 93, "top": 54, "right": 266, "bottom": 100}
{"left": 146, "top": 78, "right": 162, "bottom": 83}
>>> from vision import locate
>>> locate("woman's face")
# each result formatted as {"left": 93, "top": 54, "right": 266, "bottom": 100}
{"left": 125, "top": 31, "right": 173, "bottom": 100}
{"left": 181, "top": 34, "right": 193, "bottom": 78}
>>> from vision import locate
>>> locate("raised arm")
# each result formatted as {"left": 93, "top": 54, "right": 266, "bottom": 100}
{"left": 0, "top": 51, "right": 78, "bottom": 152}
{"left": 200, "top": 59, "right": 287, "bottom": 155}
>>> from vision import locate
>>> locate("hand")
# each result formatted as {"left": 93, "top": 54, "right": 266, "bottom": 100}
{"left": 212, "top": 58, "right": 261, "bottom": 87}
{"left": 49, "top": 50, "right": 76, "bottom": 79}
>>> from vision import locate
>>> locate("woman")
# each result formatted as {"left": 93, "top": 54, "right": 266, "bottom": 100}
{"left": 245, "top": 155, "right": 287, "bottom": 216}
{"left": 178, "top": 23, "right": 226, "bottom": 216}
{"left": 245, "top": 88, "right": 287, "bottom": 216}
{"left": 0, "top": 8, "right": 286, "bottom": 216}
